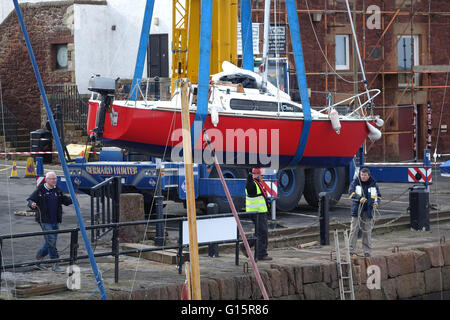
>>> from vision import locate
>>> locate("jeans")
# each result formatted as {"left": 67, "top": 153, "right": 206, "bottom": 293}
{"left": 37, "top": 223, "right": 60, "bottom": 260}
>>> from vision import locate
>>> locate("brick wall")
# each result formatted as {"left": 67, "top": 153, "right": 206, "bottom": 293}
{"left": 0, "top": 2, "right": 73, "bottom": 132}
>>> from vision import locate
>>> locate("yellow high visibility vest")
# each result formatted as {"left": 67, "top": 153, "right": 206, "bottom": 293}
{"left": 246, "top": 181, "right": 268, "bottom": 213}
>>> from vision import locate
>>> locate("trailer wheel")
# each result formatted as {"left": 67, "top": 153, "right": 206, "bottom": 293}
{"left": 276, "top": 168, "right": 305, "bottom": 212}
{"left": 303, "top": 167, "right": 346, "bottom": 208}
{"left": 207, "top": 167, "right": 248, "bottom": 213}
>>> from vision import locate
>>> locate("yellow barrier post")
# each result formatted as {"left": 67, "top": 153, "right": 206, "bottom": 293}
{"left": 24, "top": 157, "right": 36, "bottom": 178}
{"left": 10, "top": 160, "right": 19, "bottom": 179}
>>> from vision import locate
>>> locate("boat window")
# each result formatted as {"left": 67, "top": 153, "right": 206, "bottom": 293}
{"left": 229, "top": 99, "right": 256, "bottom": 111}
{"left": 281, "top": 103, "right": 302, "bottom": 113}
{"left": 257, "top": 101, "right": 279, "bottom": 112}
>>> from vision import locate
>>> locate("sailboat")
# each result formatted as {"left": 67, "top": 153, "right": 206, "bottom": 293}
{"left": 86, "top": 0, "right": 383, "bottom": 170}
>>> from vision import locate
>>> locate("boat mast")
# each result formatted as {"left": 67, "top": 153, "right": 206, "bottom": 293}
{"left": 344, "top": 0, "right": 372, "bottom": 106}
{"left": 261, "top": 0, "right": 271, "bottom": 92}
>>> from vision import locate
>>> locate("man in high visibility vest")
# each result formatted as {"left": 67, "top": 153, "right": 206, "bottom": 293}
{"left": 240, "top": 168, "right": 272, "bottom": 261}
{"left": 348, "top": 167, "right": 381, "bottom": 257}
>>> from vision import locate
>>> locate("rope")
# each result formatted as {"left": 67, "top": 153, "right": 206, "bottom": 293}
{"left": 433, "top": 59, "right": 450, "bottom": 160}
{"left": 85, "top": 286, "right": 99, "bottom": 300}
{"left": 304, "top": 0, "right": 360, "bottom": 85}
{"left": 128, "top": 100, "right": 179, "bottom": 299}
{"left": 0, "top": 79, "right": 16, "bottom": 295}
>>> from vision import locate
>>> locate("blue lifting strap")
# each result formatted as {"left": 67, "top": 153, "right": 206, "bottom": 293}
{"left": 285, "top": 0, "right": 312, "bottom": 167}
{"left": 191, "top": 0, "right": 213, "bottom": 150}
{"left": 130, "top": 0, "right": 155, "bottom": 101}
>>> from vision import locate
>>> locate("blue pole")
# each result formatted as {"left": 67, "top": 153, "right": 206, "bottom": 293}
{"left": 241, "top": 0, "right": 254, "bottom": 71}
{"left": 191, "top": 0, "right": 213, "bottom": 150}
{"left": 36, "top": 157, "right": 44, "bottom": 176}
{"left": 130, "top": 0, "right": 155, "bottom": 101}
{"left": 13, "top": 0, "right": 107, "bottom": 300}
{"left": 285, "top": 0, "right": 312, "bottom": 168}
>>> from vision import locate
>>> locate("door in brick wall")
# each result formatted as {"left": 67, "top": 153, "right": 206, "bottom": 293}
{"left": 147, "top": 34, "right": 169, "bottom": 78}
{"left": 398, "top": 105, "right": 414, "bottom": 161}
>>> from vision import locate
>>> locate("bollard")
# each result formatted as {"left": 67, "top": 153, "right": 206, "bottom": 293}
{"left": 69, "top": 229, "right": 79, "bottom": 266}
{"left": 207, "top": 203, "right": 219, "bottom": 257}
{"left": 409, "top": 185, "right": 430, "bottom": 231}
{"left": 319, "top": 192, "right": 330, "bottom": 245}
{"left": 154, "top": 167, "right": 165, "bottom": 246}
{"left": 271, "top": 199, "right": 277, "bottom": 221}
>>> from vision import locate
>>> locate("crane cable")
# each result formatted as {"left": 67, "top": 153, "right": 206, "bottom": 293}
{"left": 128, "top": 93, "right": 179, "bottom": 299}
{"left": 0, "top": 79, "right": 16, "bottom": 298}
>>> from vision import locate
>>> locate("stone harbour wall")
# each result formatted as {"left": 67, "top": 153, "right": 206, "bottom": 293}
{"left": 109, "top": 244, "right": 450, "bottom": 300}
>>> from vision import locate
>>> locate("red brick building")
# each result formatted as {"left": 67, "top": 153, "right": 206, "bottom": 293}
{"left": 0, "top": 1, "right": 74, "bottom": 131}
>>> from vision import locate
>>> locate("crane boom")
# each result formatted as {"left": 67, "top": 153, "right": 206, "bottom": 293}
{"left": 171, "top": 0, "right": 237, "bottom": 90}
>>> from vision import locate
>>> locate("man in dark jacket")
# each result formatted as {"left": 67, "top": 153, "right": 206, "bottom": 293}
{"left": 348, "top": 168, "right": 381, "bottom": 257}
{"left": 240, "top": 168, "right": 272, "bottom": 261}
{"left": 27, "top": 171, "right": 73, "bottom": 272}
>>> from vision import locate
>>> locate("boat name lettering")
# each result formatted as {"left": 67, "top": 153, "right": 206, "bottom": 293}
{"left": 86, "top": 166, "right": 138, "bottom": 175}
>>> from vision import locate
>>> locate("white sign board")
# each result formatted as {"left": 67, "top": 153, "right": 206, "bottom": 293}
{"left": 182, "top": 217, "right": 237, "bottom": 245}
{"left": 237, "top": 23, "right": 260, "bottom": 55}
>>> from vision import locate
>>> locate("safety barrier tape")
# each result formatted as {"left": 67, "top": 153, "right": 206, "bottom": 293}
{"left": 0, "top": 151, "right": 99, "bottom": 155}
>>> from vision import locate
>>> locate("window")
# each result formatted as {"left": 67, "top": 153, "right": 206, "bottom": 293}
{"left": 335, "top": 35, "right": 350, "bottom": 70}
{"left": 397, "top": 35, "right": 419, "bottom": 86}
{"left": 230, "top": 99, "right": 255, "bottom": 111}
{"left": 257, "top": 101, "right": 278, "bottom": 112}
{"left": 368, "top": 46, "right": 382, "bottom": 60}
{"left": 54, "top": 44, "right": 68, "bottom": 70}
{"left": 229, "top": 99, "right": 278, "bottom": 112}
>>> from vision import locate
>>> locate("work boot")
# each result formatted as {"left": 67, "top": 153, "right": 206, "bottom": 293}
{"left": 52, "top": 263, "right": 64, "bottom": 273}
{"left": 259, "top": 255, "right": 273, "bottom": 261}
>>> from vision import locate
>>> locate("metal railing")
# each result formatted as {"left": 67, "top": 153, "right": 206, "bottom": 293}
{"left": 46, "top": 84, "right": 89, "bottom": 132}
{"left": 90, "top": 177, "right": 121, "bottom": 243}
{"left": 0, "top": 212, "right": 258, "bottom": 285}
{"left": 0, "top": 104, "right": 19, "bottom": 148}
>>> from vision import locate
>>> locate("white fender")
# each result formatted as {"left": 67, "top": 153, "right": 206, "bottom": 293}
{"left": 367, "top": 122, "right": 382, "bottom": 141}
{"left": 211, "top": 107, "right": 219, "bottom": 127}
{"left": 375, "top": 116, "right": 384, "bottom": 127}
{"left": 329, "top": 108, "right": 341, "bottom": 134}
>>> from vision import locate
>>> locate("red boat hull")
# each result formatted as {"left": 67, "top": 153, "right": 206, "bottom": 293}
{"left": 87, "top": 101, "right": 371, "bottom": 168}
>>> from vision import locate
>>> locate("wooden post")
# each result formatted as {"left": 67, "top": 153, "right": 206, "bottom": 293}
{"left": 180, "top": 79, "right": 202, "bottom": 300}
{"left": 185, "top": 262, "right": 192, "bottom": 300}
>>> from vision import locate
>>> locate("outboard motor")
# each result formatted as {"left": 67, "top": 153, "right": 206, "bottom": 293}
{"left": 88, "top": 75, "right": 118, "bottom": 141}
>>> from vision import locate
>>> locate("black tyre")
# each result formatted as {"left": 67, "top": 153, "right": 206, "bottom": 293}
{"left": 303, "top": 167, "right": 346, "bottom": 208}
{"left": 207, "top": 167, "right": 248, "bottom": 213}
{"left": 276, "top": 168, "right": 305, "bottom": 212}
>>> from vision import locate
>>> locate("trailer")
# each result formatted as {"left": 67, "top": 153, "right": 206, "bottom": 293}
{"left": 274, "top": 148, "right": 432, "bottom": 213}
{"left": 56, "top": 148, "right": 279, "bottom": 216}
